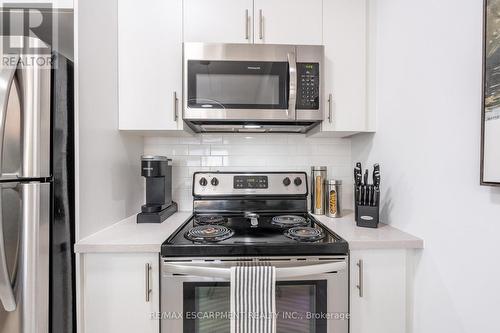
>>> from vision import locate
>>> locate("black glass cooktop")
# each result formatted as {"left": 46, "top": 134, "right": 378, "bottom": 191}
{"left": 161, "top": 213, "right": 348, "bottom": 257}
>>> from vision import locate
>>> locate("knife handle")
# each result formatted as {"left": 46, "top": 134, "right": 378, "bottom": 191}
{"left": 359, "top": 186, "right": 365, "bottom": 206}
{"left": 373, "top": 186, "right": 380, "bottom": 207}
{"left": 364, "top": 186, "right": 369, "bottom": 206}
{"left": 355, "top": 173, "right": 361, "bottom": 186}
{"left": 367, "top": 186, "right": 372, "bottom": 206}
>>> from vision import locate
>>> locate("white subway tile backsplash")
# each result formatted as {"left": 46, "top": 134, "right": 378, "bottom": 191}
{"left": 178, "top": 135, "right": 202, "bottom": 145}
{"left": 201, "top": 156, "right": 223, "bottom": 167}
{"left": 222, "top": 155, "right": 267, "bottom": 167}
{"left": 172, "top": 166, "right": 189, "bottom": 178}
{"left": 201, "top": 135, "right": 224, "bottom": 144}
{"left": 222, "top": 134, "right": 288, "bottom": 145}
{"left": 144, "top": 136, "right": 179, "bottom": 145}
{"left": 144, "top": 133, "right": 354, "bottom": 209}
{"left": 188, "top": 144, "right": 211, "bottom": 156}
{"left": 144, "top": 144, "right": 189, "bottom": 156}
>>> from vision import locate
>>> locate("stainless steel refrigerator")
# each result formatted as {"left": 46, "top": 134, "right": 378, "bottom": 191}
{"left": 0, "top": 36, "right": 75, "bottom": 333}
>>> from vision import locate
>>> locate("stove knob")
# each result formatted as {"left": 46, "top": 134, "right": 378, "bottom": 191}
{"left": 294, "top": 177, "right": 303, "bottom": 186}
{"left": 283, "top": 177, "right": 291, "bottom": 186}
{"left": 199, "top": 177, "right": 208, "bottom": 186}
{"left": 211, "top": 177, "right": 219, "bottom": 186}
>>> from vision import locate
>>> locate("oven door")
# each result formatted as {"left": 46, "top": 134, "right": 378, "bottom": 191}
{"left": 161, "top": 257, "right": 348, "bottom": 333}
{"left": 183, "top": 43, "right": 297, "bottom": 122}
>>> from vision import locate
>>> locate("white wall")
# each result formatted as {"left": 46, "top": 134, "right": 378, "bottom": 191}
{"left": 353, "top": 0, "right": 500, "bottom": 332}
{"left": 144, "top": 134, "right": 353, "bottom": 210}
{"left": 76, "top": 0, "right": 143, "bottom": 239}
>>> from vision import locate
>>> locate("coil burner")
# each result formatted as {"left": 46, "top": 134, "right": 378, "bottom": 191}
{"left": 185, "top": 225, "right": 234, "bottom": 243}
{"left": 271, "top": 215, "right": 308, "bottom": 228}
{"left": 194, "top": 215, "right": 228, "bottom": 226}
{"left": 284, "top": 226, "right": 325, "bottom": 242}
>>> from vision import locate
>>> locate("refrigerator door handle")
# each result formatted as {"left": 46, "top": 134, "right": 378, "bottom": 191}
{"left": 20, "top": 183, "right": 49, "bottom": 331}
{"left": 0, "top": 54, "right": 20, "bottom": 179}
{"left": 0, "top": 187, "right": 16, "bottom": 311}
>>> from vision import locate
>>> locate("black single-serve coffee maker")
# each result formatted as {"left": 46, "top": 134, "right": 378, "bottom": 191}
{"left": 137, "top": 155, "right": 178, "bottom": 223}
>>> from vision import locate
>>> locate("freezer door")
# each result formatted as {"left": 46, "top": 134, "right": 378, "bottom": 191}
{"left": 0, "top": 37, "right": 51, "bottom": 180}
{"left": 0, "top": 182, "right": 50, "bottom": 333}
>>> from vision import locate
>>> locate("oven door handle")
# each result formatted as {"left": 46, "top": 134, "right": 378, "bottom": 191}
{"left": 163, "top": 261, "right": 346, "bottom": 279}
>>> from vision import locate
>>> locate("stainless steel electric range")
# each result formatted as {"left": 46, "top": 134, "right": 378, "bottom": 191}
{"left": 161, "top": 172, "right": 349, "bottom": 333}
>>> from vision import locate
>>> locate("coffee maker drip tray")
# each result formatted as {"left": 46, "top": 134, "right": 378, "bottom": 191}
{"left": 137, "top": 202, "right": 178, "bottom": 224}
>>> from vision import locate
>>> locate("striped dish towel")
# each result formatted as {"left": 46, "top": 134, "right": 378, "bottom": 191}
{"left": 230, "top": 263, "right": 276, "bottom": 333}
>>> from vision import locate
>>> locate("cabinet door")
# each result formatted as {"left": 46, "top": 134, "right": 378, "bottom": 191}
{"left": 184, "top": 0, "right": 253, "bottom": 43}
{"left": 322, "top": 0, "right": 367, "bottom": 132}
{"left": 83, "top": 253, "right": 160, "bottom": 333}
{"left": 118, "top": 0, "right": 182, "bottom": 130}
{"left": 253, "top": 0, "right": 322, "bottom": 45}
{"left": 349, "top": 250, "right": 407, "bottom": 333}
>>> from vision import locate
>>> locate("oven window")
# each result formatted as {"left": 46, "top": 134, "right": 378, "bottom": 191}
{"left": 183, "top": 281, "right": 327, "bottom": 333}
{"left": 187, "top": 60, "right": 289, "bottom": 109}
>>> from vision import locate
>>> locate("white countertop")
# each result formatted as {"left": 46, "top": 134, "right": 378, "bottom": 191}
{"left": 74, "top": 212, "right": 192, "bottom": 253}
{"left": 75, "top": 211, "right": 423, "bottom": 253}
{"left": 312, "top": 212, "right": 423, "bottom": 250}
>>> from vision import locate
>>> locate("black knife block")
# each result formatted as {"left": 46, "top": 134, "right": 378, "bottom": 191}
{"left": 355, "top": 205, "right": 379, "bottom": 228}
{"left": 354, "top": 185, "right": 380, "bottom": 228}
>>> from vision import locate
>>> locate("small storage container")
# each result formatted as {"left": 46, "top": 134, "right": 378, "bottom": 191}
{"left": 324, "top": 179, "right": 342, "bottom": 218}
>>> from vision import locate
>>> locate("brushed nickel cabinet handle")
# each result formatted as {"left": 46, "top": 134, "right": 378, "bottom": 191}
{"left": 328, "top": 93, "right": 333, "bottom": 123}
{"left": 245, "top": 9, "right": 249, "bottom": 40}
{"left": 173, "top": 91, "right": 179, "bottom": 121}
{"left": 356, "top": 259, "right": 364, "bottom": 297}
{"left": 145, "top": 263, "right": 152, "bottom": 302}
{"left": 259, "top": 9, "right": 263, "bottom": 40}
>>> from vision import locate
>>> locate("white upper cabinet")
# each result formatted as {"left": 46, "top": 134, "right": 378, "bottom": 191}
{"left": 253, "top": 0, "right": 322, "bottom": 45}
{"left": 319, "top": 0, "right": 369, "bottom": 134}
{"left": 184, "top": 0, "right": 254, "bottom": 43}
{"left": 184, "top": 0, "right": 322, "bottom": 45}
{"left": 118, "top": 0, "right": 371, "bottom": 134}
{"left": 118, "top": 0, "right": 183, "bottom": 130}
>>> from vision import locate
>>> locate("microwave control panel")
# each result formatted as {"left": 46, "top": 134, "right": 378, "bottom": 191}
{"left": 297, "top": 63, "right": 320, "bottom": 110}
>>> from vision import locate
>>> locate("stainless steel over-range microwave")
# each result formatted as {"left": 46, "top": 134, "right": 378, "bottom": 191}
{"left": 183, "top": 43, "right": 324, "bottom": 133}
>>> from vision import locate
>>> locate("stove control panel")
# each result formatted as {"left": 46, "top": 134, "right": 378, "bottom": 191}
{"left": 193, "top": 172, "right": 308, "bottom": 196}
{"left": 234, "top": 175, "right": 268, "bottom": 189}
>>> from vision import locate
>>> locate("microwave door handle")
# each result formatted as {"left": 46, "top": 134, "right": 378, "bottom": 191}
{"left": 163, "top": 261, "right": 346, "bottom": 279}
{"left": 0, "top": 54, "right": 20, "bottom": 178}
{"left": 287, "top": 52, "right": 297, "bottom": 119}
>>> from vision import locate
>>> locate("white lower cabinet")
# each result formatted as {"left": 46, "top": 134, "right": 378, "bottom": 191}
{"left": 82, "top": 253, "right": 160, "bottom": 333}
{"left": 79, "top": 250, "right": 411, "bottom": 333}
{"left": 349, "top": 249, "right": 407, "bottom": 333}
